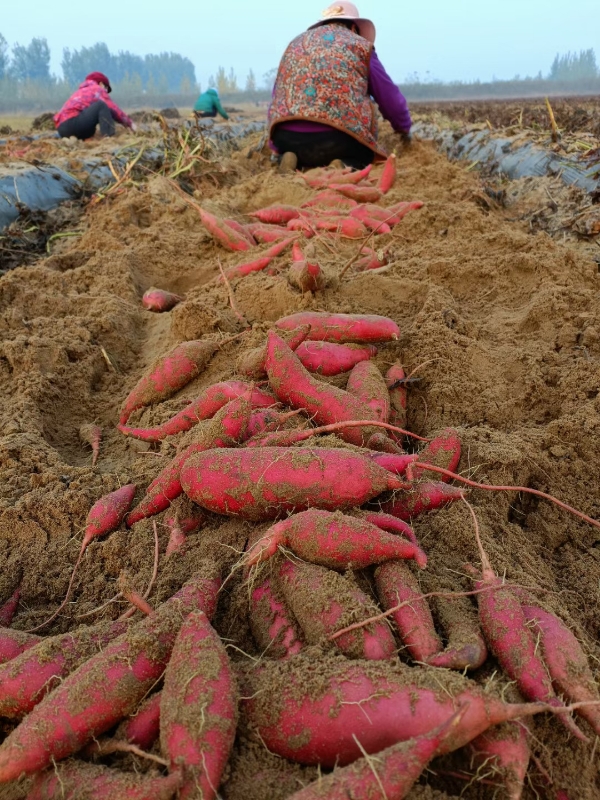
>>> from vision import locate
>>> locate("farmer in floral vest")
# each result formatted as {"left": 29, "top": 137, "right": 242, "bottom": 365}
{"left": 268, "top": 2, "right": 412, "bottom": 172}
{"left": 54, "top": 72, "right": 136, "bottom": 140}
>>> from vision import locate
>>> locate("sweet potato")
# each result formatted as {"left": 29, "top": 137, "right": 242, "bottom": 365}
{"left": 521, "top": 603, "right": 600, "bottom": 736}
{"left": 180, "top": 446, "right": 406, "bottom": 521}
{"left": 28, "top": 484, "right": 137, "bottom": 632}
{"left": 275, "top": 311, "right": 399, "bottom": 343}
{"left": 0, "top": 567, "right": 221, "bottom": 781}
{"left": 474, "top": 573, "right": 586, "bottom": 740}
{"left": 250, "top": 204, "right": 301, "bottom": 224}
{"left": 197, "top": 206, "right": 253, "bottom": 251}
{"left": 385, "top": 361, "right": 408, "bottom": 431}
{"left": 224, "top": 237, "right": 295, "bottom": 279}
{"left": 160, "top": 610, "right": 238, "bottom": 800}
{"left": 288, "top": 259, "right": 326, "bottom": 293}
{"left": 295, "top": 341, "right": 377, "bottom": 376}
{"left": 277, "top": 558, "right": 397, "bottom": 660}
{"left": 118, "top": 381, "right": 275, "bottom": 442}
{"left": 328, "top": 183, "right": 383, "bottom": 203}
{"left": 346, "top": 360, "right": 390, "bottom": 422}
{"left": 301, "top": 190, "right": 358, "bottom": 209}
{"left": 0, "top": 627, "right": 40, "bottom": 665}
{"left": 246, "top": 509, "right": 427, "bottom": 569}
{"left": 79, "top": 423, "right": 102, "bottom": 466}
{"left": 265, "top": 331, "right": 383, "bottom": 447}
{"left": 374, "top": 560, "right": 443, "bottom": 662}
{"left": 164, "top": 512, "right": 205, "bottom": 558}
{"left": 246, "top": 222, "right": 297, "bottom": 243}
{"left": 303, "top": 164, "right": 373, "bottom": 189}
{"left": 411, "top": 428, "right": 462, "bottom": 481}
{"left": 126, "top": 395, "right": 252, "bottom": 527}
{"left": 379, "top": 480, "right": 465, "bottom": 520}
{"left": 426, "top": 594, "right": 488, "bottom": 671}
{"left": 223, "top": 217, "right": 257, "bottom": 244}
{"left": 246, "top": 408, "right": 299, "bottom": 438}
{"left": 119, "top": 339, "right": 218, "bottom": 424}
{"left": 27, "top": 760, "right": 182, "bottom": 800}
{"left": 0, "top": 618, "right": 130, "bottom": 719}
{"left": 141, "top": 287, "right": 183, "bottom": 313}
{"left": 370, "top": 452, "right": 418, "bottom": 474}
{"left": 469, "top": 720, "right": 530, "bottom": 800}
{"left": 287, "top": 707, "right": 466, "bottom": 800}
{"left": 0, "top": 586, "right": 20, "bottom": 627}
{"left": 236, "top": 324, "right": 310, "bottom": 380}
{"left": 118, "top": 691, "right": 162, "bottom": 750}
{"left": 377, "top": 152, "right": 397, "bottom": 194}
{"left": 240, "top": 656, "right": 551, "bottom": 767}
{"left": 249, "top": 568, "right": 304, "bottom": 659}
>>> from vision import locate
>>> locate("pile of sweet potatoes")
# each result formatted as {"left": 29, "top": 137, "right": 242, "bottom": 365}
{"left": 3, "top": 156, "right": 600, "bottom": 800}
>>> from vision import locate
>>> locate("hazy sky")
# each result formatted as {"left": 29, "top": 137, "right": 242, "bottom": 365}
{"left": 2, "top": 0, "right": 599, "bottom": 88}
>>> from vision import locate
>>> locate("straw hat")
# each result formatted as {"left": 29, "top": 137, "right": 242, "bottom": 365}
{"left": 308, "top": 2, "right": 376, "bottom": 44}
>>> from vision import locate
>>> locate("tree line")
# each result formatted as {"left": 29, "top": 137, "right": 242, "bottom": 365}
{"left": 0, "top": 34, "right": 598, "bottom": 112}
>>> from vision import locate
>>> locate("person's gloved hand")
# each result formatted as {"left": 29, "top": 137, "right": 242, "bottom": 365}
{"left": 130, "top": 122, "right": 138, "bottom": 133}
{"left": 398, "top": 130, "right": 412, "bottom": 147}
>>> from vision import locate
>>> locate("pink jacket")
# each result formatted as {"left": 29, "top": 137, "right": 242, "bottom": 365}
{"left": 54, "top": 80, "right": 133, "bottom": 128}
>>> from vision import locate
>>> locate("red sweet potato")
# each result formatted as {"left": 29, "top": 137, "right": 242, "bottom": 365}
{"left": 0, "top": 586, "right": 20, "bottom": 627}
{"left": 197, "top": 206, "right": 253, "bottom": 251}
{"left": 118, "top": 381, "right": 275, "bottom": 442}
{"left": 27, "top": 760, "right": 182, "bottom": 800}
{"left": 236, "top": 324, "right": 310, "bottom": 380}
{"left": 425, "top": 594, "right": 488, "bottom": 671}
{"left": 275, "top": 311, "right": 399, "bottom": 343}
{"left": 301, "top": 190, "right": 358, "bottom": 209}
{"left": 246, "top": 408, "right": 298, "bottom": 438}
{"left": 160, "top": 610, "right": 238, "bottom": 800}
{"left": 277, "top": 558, "right": 397, "bottom": 660}
{"left": 249, "top": 204, "right": 301, "bottom": 224}
{"left": 0, "top": 627, "right": 40, "bottom": 665}
{"left": 223, "top": 217, "right": 257, "bottom": 244}
{"left": 469, "top": 720, "right": 530, "bottom": 800}
{"left": 521, "top": 603, "right": 600, "bottom": 736}
{"left": 287, "top": 707, "right": 466, "bottom": 800}
{"left": 288, "top": 259, "right": 326, "bottom": 293}
{"left": 246, "top": 509, "right": 427, "bottom": 569}
{"left": 377, "top": 152, "right": 397, "bottom": 194}
{"left": 118, "top": 691, "right": 162, "bottom": 750}
{"left": 180, "top": 446, "right": 406, "bottom": 521}
{"left": 119, "top": 339, "right": 218, "bottom": 424}
{"left": 241, "top": 656, "right": 551, "bottom": 767}
{"left": 224, "top": 237, "right": 295, "bottom": 279}
{"left": 346, "top": 360, "right": 390, "bottom": 422}
{"left": 374, "top": 559, "right": 443, "bottom": 662}
{"left": 379, "top": 481, "right": 465, "bottom": 520}
{"left": 385, "top": 361, "right": 408, "bottom": 431}
{"left": 0, "top": 618, "right": 130, "bottom": 719}
{"left": 411, "top": 428, "right": 462, "bottom": 481}
{"left": 164, "top": 512, "right": 205, "bottom": 558}
{"left": 0, "top": 567, "right": 221, "bottom": 781}
{"left": 141, "top": 287, "right": 183, "bottom": 312}
{"left": 246, "top": 222, "right": 297, "bottom": 243}
{"left": 249, "top": 569, "right": 304, "bottom": 659}
{"left": 370, "top": 452, "right": 419, "bottom": 474}
{"left": 328, "top": 183, "right": 383, "bottom": 203}
{"left": 265, "top": 331, "right": 383, "bottom": 447}
{"left": 475, "top": 574, "right": 586, "bottom": 740}
{"left": 79, "top": 423, "right": 102, "bottom": 466}
{"left": 126, "top": 395, "right": 252, "bottom": 527}
{"left": 295, "top": 341, "right": 377, "bottom": 376}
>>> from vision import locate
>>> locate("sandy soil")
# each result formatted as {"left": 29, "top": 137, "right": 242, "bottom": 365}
{"left": 0, "top": 118, "right": 599, "bottom": 799}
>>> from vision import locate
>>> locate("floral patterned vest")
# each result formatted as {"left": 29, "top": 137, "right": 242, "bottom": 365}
{"left": 268, "top": 24, "right": 385, "bottom": 157}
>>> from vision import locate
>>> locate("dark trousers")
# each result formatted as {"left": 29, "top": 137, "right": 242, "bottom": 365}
{"left": 272, "top": 127, "right": 374, "bottom": 170}
{"left": 195, "top": 110, "right": 217, "bottom": 118}
{"left": 57, "top": 101, "right": 116, "bottom": 140}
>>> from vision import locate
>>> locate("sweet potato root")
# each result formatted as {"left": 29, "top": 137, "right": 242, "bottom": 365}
{"left": 346, "top": 360, "right": 390, "bottom": 422}
{"left": 141, "top": 287, "right": 183, "bottom": 313}
{"left": 180, "top": 446, "right": 407, "bottom": 521}
{"left": 248, "top": 568, "right": 304, "bottom": 659}
{"left": 160, "top": 610, "right": 238, "bottom": 800}
{"left": 275, "top": 311, "right": 399, "bottom": 343}
{"left": 295, "top": 341, "right": 377, "bottom": 376}
{"left": 245, "top": 509, "right": 426, "bottom": 569}
{"left": 277, "top": 558, "right": 397, "bottom": 660}
{"left": 119, "top": 339, "right": 218, "bottom": 424}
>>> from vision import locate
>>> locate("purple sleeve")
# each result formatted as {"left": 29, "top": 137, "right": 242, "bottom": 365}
{"left": 367, "top": 49, "right": 412, "bottom": 133}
